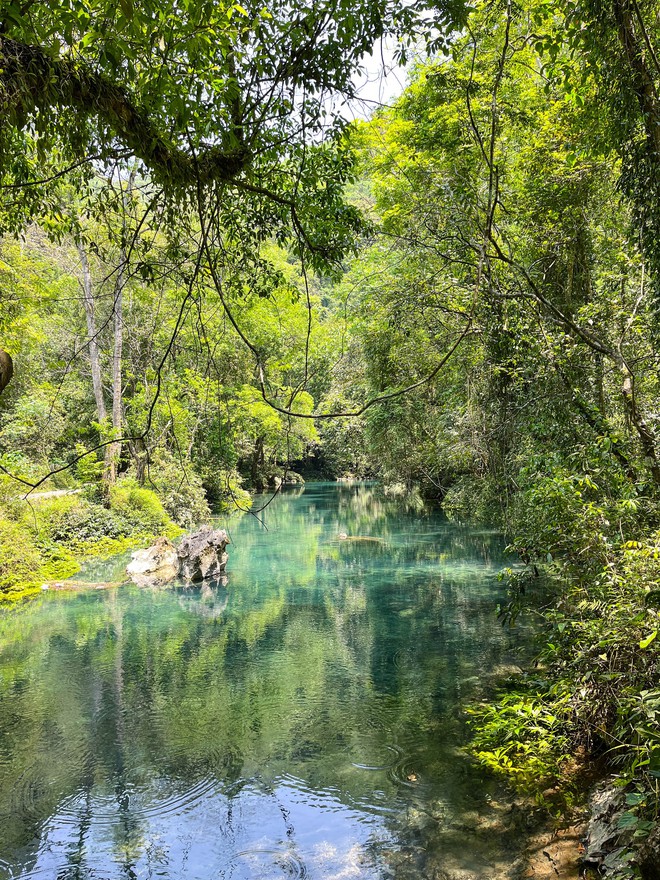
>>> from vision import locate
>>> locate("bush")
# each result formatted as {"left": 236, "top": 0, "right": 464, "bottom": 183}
{"left": 144, "top": 451, "right": 211, "bottom": 527}
{"left": 470, "top": 521, "right": 660, "bottom": 864}
{"left": 74, "top": 443, "right": 104, "bottom": 483}
{"left": 109, "top": 480, "right": 171, "bottom": 533}
{"left": 0, "top": 518, "right": 45, "bottom": 593}
{"left": 48, "top": 498, "right": 126, "bottom": 542}
{"left": 467, "top": 686, "right": 574, "bottom": 795}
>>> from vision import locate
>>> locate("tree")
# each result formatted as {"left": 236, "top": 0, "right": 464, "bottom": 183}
{"left": 525, "top": 0, "right": 660, "bottom": 288}
{"left": 0, "top": 0, "right": 464, "bottom": 259}
{"left": 0, "top": 0, "right": 471, "bottom": 492}
{"left": 333, "top": 0, "right": 660, "bottom": 503}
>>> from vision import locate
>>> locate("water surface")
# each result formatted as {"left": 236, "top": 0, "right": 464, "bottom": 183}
{"left": 0, "top": 482, "right": 528, "bottom": 879}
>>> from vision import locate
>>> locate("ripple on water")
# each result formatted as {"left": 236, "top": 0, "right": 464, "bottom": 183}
{"left": 12, "top": 865, "right": 61, "bottom": 880}
{"left": 9, "top": 766, "right": 69, "bottom": 822}
{"left": 392, "top": 648, "right": 412, "bottom": 671}
{"left": 349, "top": 738, "right": 427, "bottom": 791}
{"left": 54, "top": 775, "right": 221, "bottom": 826}
{"left": 351, "top": 743, "right": 404, "bottom": 772}
{"left": 386, "top": 754, "right": 426, "bottom": 789}
{"left": 227, "top": 849, "right": 307, "bottom": 880}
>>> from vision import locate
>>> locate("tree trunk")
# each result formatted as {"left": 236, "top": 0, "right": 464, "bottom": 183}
{"left": 0, "top": 349, "right": 13, "bottom": 396}
{"left": 611, "top": 0, "right": 660, "bottom": 159}
{"left": 104, "top": 260, "right": 125, "bottom": 484}
{"left": 78, "top": 245, "right": 107, "bottom": 423}
{"left": 128, "top": 436, "right": 147, "bottom": 485}
{"left": 104, "top": 168, "right": 135, "bottom": 484}
{"left": 620, "top": 366, "right": 660, "bottom": 484}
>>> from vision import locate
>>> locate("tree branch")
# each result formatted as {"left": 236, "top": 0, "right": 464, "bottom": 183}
{"left": 0, "top": 36, "right": 249, "bottom": 188}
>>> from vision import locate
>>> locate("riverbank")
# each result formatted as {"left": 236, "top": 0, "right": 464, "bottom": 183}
{"left": 463, "top": 531, "right": 660, "bottom": 878}
{"left": 0, "top": 481, "right": 183, "bottom": 601}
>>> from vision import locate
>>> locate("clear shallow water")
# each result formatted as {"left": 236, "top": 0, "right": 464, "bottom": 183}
{"left": 0, "top": 482, "right": 529, "bottom": 880}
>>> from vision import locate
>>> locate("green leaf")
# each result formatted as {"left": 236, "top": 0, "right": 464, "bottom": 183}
{"left": 617, "top": 811, "right": 639, "bottom": 830}
{"left": 640, "top": 631, "right": 658, "bottom": 650}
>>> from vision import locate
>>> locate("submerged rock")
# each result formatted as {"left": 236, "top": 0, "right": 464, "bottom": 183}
{"left": 126, "top": 527, "right": 230, "bottom": 586}
{"left": 177, "top": 526, "right": 229, "bottom": 582}
{"left": 337, "top": 533, "right": 386, "bottom": 544}
{"left": 41, "top": 580, "right": 122, "bottom": 591}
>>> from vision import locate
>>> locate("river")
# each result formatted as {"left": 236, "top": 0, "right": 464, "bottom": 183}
{"left": 0, "top": 482, "right": 531, "bottom": 879}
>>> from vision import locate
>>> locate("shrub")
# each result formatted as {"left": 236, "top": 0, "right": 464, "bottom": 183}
{"left": 74, "top": 443, "right": 104, "bottom": 483}
{"left": 144, "top": 451, "right": 211, "bottom": 527}
{"left": 48, "top": 499, "right": 126, "bottom": 542}
{"left": 109, "top": 480, "right": 170, "bottom": 533}
{"left": 467, "top": 686, "right": 574, "bottom": 795}
{"left": 471, "top": 525, "right": 660, "bottom": 858}
{"left": 0, "top": 518, "right": 44, "bottom": 593}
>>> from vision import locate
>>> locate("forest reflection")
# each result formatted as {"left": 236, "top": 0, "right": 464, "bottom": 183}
{"left": 0, "top": 483, "right": 527, "bottom": 879}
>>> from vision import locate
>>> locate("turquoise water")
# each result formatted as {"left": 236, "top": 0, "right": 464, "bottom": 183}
{"left": 0, "top": 482, "right": 528, "bottom": 879}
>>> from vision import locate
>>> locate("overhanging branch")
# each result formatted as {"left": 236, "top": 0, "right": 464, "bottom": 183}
{"left": 0, "top": 36, "right": 249, "bottom": 188}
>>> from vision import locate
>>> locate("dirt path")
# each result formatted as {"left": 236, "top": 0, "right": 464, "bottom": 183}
{"left": 18, "top": 488, "right": 83, "bottom": 500}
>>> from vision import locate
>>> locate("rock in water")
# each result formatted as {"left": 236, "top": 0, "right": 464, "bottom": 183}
{"left": 126, "top": 536, "right": 180, "bottom": 587}
{"left": 177, "top": 526, "right": 229, "bottom": 582}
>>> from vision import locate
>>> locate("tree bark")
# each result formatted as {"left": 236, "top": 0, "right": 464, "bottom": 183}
{"left": 104, "top": 168, "right": 136, "bottom": 484}
{"left": 0, "top": 36, "right": 248, "bottom": 190}
{"left": 611, "top": 0, "right": 660, "bottom": 158}
{"left": 78, "top": 245, "right": 107, "bottom": 423}
{"left": 128, "top": 436, "right": 147, "bottom": 485}
{"left": 0, "top": 349, "right": 13, "bottom": 395}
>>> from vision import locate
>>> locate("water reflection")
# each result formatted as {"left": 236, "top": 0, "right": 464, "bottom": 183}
{"left": 23, "top": 776, "right": 391, "bottom": 880}
{"left": 0, "top": 483, "right": 527, "bottom": 879}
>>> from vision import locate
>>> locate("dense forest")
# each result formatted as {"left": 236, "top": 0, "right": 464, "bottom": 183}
{"left": 3, "top": 0, "right": 660, "bottom": 874}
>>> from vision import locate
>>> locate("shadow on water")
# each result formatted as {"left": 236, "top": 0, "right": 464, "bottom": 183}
{"left": 0, "top": 482, "right": 533, "bottom": 879}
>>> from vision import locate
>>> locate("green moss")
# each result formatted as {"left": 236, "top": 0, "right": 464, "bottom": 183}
{"left": 66, "top": 530, "right": 181, "bottom": 560}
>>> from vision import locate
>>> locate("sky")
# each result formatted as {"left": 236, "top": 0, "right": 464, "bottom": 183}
{"left": 344, "top": 38, "right": 412, "bottom": 120}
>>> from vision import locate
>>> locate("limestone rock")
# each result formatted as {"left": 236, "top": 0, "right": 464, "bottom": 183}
{"left": 127, "top": 536, "right": 179, "bottom": 586}
{"left": 177, "top": 526, "right": 229, "bottom": 582}
{"left": 582, "top": 782, "right": 634, "bottom": 877}
{"left": 283, "top": 470, "right": 304, "bottom": 485}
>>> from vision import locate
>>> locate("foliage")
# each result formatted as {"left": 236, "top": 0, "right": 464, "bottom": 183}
{"left": 4, "top": 0, "right": 660, "bottom": 871}
{"left": 291, "top": 0, "right": 660, "bottom": 870}
{"left": 49, "top": 498, "right": 129, "bottom": 543}
{"left": 145, "top": 449, "right": 211, "bottom": 528}
{"left": 467, "top": 687, "right": 574, "bottom": 794}
{"left": 0, "top": 489, "right": 180, "bottom": 599}
{"left": 0, "top": 517, "right": 50, "bottom": 594}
